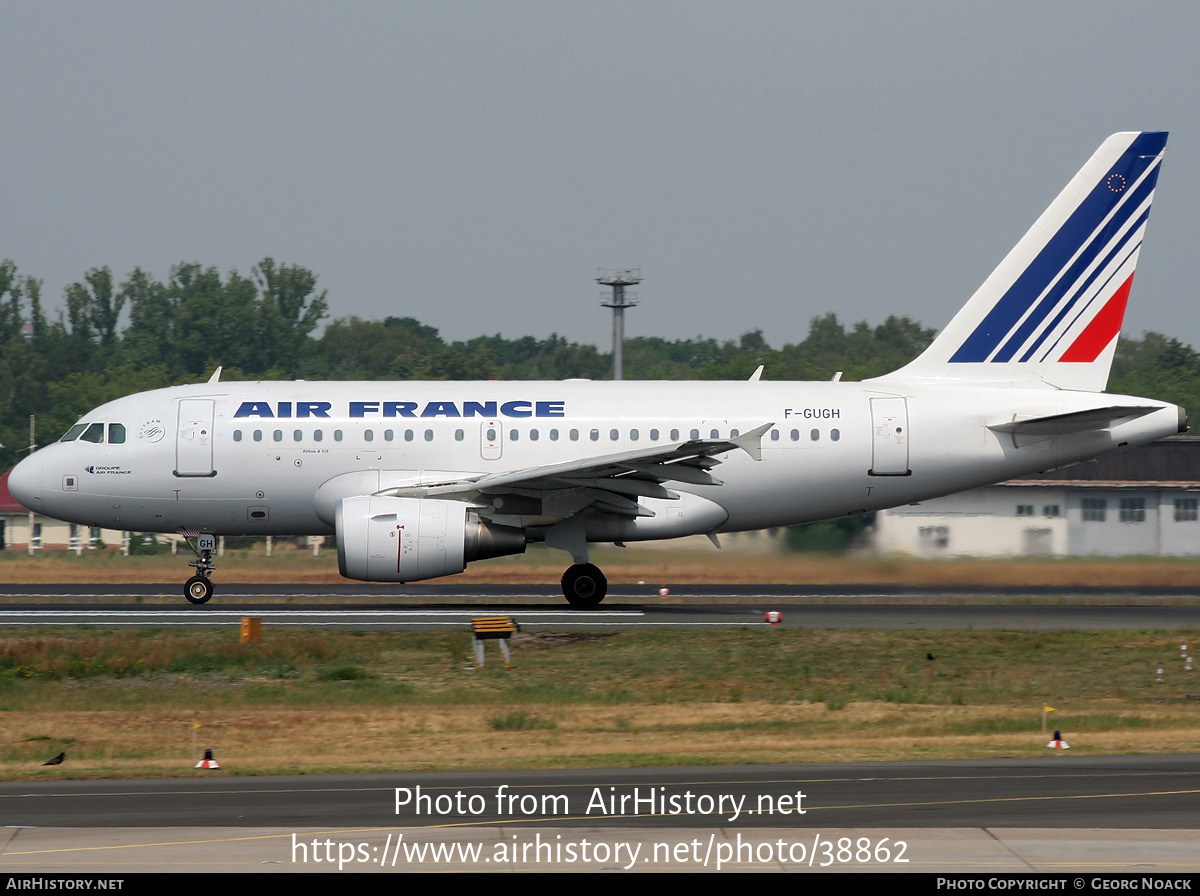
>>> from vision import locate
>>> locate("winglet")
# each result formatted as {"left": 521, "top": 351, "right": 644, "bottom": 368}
{"left": 731, "top": 422, "right": 773, "bottom": 461}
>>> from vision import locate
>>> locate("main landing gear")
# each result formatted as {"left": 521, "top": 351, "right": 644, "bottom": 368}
{"left": 561, "top": 563, "right": 607, "bottom": 608}
{"left": 182, "top": 534, "right": 217, "bottom": 605}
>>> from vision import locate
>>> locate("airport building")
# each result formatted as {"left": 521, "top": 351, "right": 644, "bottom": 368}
{"left": 872, "top": 438, "right": 1200, "bottom": 557}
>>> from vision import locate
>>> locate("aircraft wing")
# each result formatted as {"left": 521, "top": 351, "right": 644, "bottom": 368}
{"left": 382, "top": 422, "right": 773, "bottom": 520}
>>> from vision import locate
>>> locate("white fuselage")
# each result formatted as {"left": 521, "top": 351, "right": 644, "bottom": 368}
{"left": 9, "top": 379, "right": 1183, "bottom": 541}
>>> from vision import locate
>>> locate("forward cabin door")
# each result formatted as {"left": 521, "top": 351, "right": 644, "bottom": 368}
{"left": 869, "top": 397, "right": 910, "bottom": 476}
{"left": 175, "top": 399, "right": 215, "bottom": 476}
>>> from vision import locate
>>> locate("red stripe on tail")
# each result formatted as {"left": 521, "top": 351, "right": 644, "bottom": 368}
{"left": 1060, "top": 273, "right": 1134, "bottom": 363}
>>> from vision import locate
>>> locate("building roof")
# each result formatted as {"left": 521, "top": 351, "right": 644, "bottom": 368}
{"left": 1007, "top": 438, "right": 1200, "bottom": 488}
{"left": 0, "top": 469, "right": 26, "bottom": 513}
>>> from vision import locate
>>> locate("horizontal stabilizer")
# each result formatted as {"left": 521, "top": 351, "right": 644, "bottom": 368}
{"left": 988, "top": 405, "right": 1158, "bottom": 436}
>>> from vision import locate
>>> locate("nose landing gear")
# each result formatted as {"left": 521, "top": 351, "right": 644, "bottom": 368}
{"left": 182, "top": 532, "right": 217, "bottom": 605}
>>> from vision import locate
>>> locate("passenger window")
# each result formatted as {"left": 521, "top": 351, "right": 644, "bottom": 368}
{"left": 810, "top": 429, "right": 819, "bottom": 441}
{"left": 314, "top": 430, "right": 324, "bottom": 442}
{"left": 650, "top": 429, "right": 659, "bottom": 440}
{"left": 530, "top": 429, "right": 539, "bottom": 441}
{"left": 590, "top": 429, "right": 599, "bottom": 441}
{"left": 424, "top": 429, "right": 433, "bottom": 441}
{"left": 253, "top": 430, "right": 263, "bottom": 442}
{"left": 609, "top": 429, "right": 619, "bottom": 441}
{"left": 80, "top": 423, "right": 105, "bottom": 443}
{"left": 690, "top": 429, "right": 699, "bottom": 440}
{"left": 510, "top": 429, "right": 519, "bottom": 441}
{"left": 404, "top": 430, "right": 414, "bottom": 442}
{"left": 831, "top": 428, "right": 840, "bottom": 441}
{"left": 731, "top": 428, "right": 739, "bottom": 438}
{"left": 670, "top": 429, "right": 679, "bottom": 440}
{"left": 455, "top": 429, "right": 464, "bottom": 441}
{"left": 364, "top": 429, "right": 374, "bottom": 442}
{"left": 294, "top": 430, "right": 303, "bottom": 442}
{"left": 570, "top": 429, "right": 579, "bottom": 441}
{"left": 550, "top": 429, "right": 559, "bottom": 441}
{"left": 108, "top": 423, "right": 126, "bottom": 444}
{"left": 384, "top": 429, "right": 394, "bottom": 441}
{"left": 273, "top": 429, "right": 283, "bottom": 442}
{"left": 710, "top": 429, "right": 719, "bottom": 439}
{"left": 60, "top": 424, "right": 88, "bottom": 442}
{"left": 630, "top": 429, "right": 639, "bottom": 441}
{"left": 771, "top": 429, "right": 780, "bottom": 441}
{"left": 790, "top": 429, "right": 799, "bottom": 441}
{"left": 334, "top": 430, "right": 343, "bottom": 441}
{"left": 233, "top": 430, "right": 243, "bottom": 442}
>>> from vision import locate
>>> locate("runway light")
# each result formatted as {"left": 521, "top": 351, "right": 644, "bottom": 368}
{"left": 765, "top": 611, "right": 782, "bottom": 626}
{"left": 195, "top": 748, "right": 221, "bottom": 770}
{"left": 657, "top": 587, "right": 670, "bottom": 597}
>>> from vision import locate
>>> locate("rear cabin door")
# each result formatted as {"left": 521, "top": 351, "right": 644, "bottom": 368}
{"left": 869, "top": 397, "right": 910, "bottom": 476}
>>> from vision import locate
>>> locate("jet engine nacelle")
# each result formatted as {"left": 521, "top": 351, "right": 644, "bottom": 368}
{"left": 336, "top": 496, "right": 525, "bottom": 583}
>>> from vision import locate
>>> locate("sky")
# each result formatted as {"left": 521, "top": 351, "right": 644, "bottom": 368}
{"left": 2, "top": 2, "right": 1199, "bottom": 352}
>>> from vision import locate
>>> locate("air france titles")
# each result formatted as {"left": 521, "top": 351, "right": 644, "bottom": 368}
{"left": 233, "top": 400, "right": 566, "bottom": 419}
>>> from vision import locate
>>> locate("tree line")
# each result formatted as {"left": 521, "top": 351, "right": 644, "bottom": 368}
{"left": 1, "top": 258, "right": 1197, "bottom": 470}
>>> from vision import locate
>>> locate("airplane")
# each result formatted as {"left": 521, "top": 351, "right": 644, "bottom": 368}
{"left": 6, "top": 131, "right": 1185, "bottom": 607}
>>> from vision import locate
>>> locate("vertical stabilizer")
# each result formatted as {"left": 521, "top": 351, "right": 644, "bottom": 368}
{"left": 876, "top": 131, "right": 1167, "bottom": 391}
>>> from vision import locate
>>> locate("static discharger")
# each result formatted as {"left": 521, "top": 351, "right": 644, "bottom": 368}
{"left": 471, "top": 617, "right": 519, "bottom": 668}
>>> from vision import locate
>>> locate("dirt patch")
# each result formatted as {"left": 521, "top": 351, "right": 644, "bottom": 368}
{"left": 510, "top": 632, "right": 621, "bottom": 650}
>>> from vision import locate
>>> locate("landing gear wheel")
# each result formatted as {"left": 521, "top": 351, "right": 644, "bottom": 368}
{"left": 185, "top": 576, "right": 213, "bottom": 605}
{"left": 562, "top": 563, "right": 607, "bottom": 608}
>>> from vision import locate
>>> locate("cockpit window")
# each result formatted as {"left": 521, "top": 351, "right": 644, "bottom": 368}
{"left": 108, "top": 423, "right": 126, "bottom": 444}
{"left": 60, "top": 424, "right": 88, "bottom": 442}
{"left": 79, "top": 423, "right": 105, "bottom": 443}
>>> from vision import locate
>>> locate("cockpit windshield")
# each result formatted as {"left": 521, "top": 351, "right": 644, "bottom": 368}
{"left": 59, "top": 422, "right": 126, "bottom": 444}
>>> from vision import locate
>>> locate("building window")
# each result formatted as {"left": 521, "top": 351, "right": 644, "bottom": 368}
{"left": 1016, "top": 504, "right": 1034, "bottom": 516}
{"left": 1175, "top": 498, "right": 1198, "bottom": 522}
{"left": 1082, "top": 498, "right": 1106, "bottom": 522}
{"left": 1042, "top": 505, "right": 1060, "bottom": 518}
{"left": 1119, "top": 497, "right": 1145, "bottom": 523}
{"left": 918, "top": 526, "right": 949, "bottom": 550}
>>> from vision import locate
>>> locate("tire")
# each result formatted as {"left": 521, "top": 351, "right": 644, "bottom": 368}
{"left": 561, "top": 563, "right": 607, "bottom": 608}
{"left": 184, "top": 575, "right": 213, "bottom": 605}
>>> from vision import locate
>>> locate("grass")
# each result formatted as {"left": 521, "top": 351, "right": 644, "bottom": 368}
{"left": 0, "top": 627, "right": 1196, "bottom": 779}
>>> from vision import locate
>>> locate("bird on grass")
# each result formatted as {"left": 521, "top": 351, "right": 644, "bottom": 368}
{"left": 42, "top": 753, "right": 64, "bottom": 766}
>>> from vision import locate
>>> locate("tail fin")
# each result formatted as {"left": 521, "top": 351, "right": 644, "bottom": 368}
{"left": 877, "top": 131, "right": 1167, "bottom": 391}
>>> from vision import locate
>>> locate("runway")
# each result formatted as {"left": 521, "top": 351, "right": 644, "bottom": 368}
{"left": 1, "top": 757, "right": 1198, "bottom": 872}
{"left": 1, "top": 584, "right": 1200, "bottom": 630}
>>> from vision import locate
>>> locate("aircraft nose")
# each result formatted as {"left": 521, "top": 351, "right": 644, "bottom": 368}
{"left": 6, "top": 454, "right": 42, "bottom": 511}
